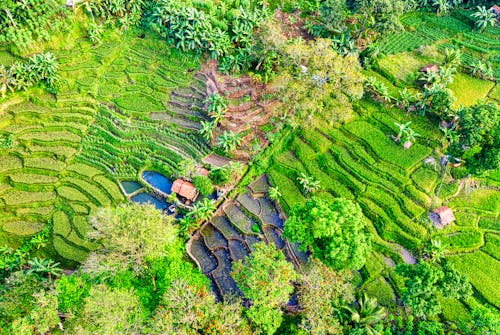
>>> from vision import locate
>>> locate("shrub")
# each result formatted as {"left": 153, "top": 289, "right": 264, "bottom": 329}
{"left": 193, "top": 175, "right": 214, "bottom": 196}
{"left": 209, "top": 168, "right": 231, "bottom": 185}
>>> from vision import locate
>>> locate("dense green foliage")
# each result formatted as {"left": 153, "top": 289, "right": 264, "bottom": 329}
{"left": 232, "top": 242, "right": 298, "bottom": 335}
{"left": 0, "top": 0, "right": 69, "bottom": 50}
{"left": 285, "top": 197, "right": 372, "bottom": 270}
{"left": 396, "top": 261, "right": 472, "bottom": 318}
{"left": 0, "top": 1, "right": 498, "bottom": 333}
{"left": 150, "top": 0, "right": 270, "bottom": 72}
{"left": 0, "top": 52, "right": 59, "bottom": 96}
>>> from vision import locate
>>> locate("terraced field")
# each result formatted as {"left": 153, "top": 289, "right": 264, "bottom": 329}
{"left": 0, "top": 30, "right": 211, "bottom": 262}
{"left": 269, "top": 113, "right": 434, "bottom": 253}
{"left": 379, "top": 11, "right": 500, "bottom": 80}
{"left": 188, "top": 176, "right": 307, "bottom": 300}
{"left": 268, "top": 102, "right": 500, "bottom": 313}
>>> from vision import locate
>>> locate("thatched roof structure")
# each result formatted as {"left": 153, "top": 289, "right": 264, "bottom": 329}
{"left": 492, "top": 5, "right": 500, "bottom": 17}
{"left": 172, "top": 179, "right": 199, "bottom": 201}
{"left": 430, "top": 206, "right": 456, "bottom": 228}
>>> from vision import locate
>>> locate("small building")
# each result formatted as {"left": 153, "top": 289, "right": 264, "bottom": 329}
{"left": 491, "top": 5, "right": 500, "bottom": 19}
{"left": 421, "top": 64, "right": 439, "bottom": 73}
{"left": 429, "top": 206, "right": 456, "bottom": 228}
{"left": 172, "top": 179, "right": 199, "bottom": 202}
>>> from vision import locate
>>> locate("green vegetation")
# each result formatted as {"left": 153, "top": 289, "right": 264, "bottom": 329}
{"left": 285, "top": 196, "right": 372, "bottom": 270}
{"left": 0, "top": 1, "right": 499, "bottom": 334}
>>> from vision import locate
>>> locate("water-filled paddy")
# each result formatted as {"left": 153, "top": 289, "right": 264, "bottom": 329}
{"left": 142, "top": 171, "right": 173, "bottom": 194}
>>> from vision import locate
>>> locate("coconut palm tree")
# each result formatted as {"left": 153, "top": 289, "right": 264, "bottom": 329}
{"left": 192, "top": 198, "right": 216, "bottom": 221}
{"left": 206, "top": 93, "right": 228, "bottom": 125}
{"left": 218, "top": 131, "right": 242, "bottom": 153}
{"left": 423, "top": 239, "right": 447, "bottom": 263}
{"left": 432, "top": 0, "right": 450, "bottom": 16}
{"left": 297, "top": 173, "right": 320, "bottom": 194}
{"left": 472, "top": 6, "right": 497, "bottom": 32}
{"left": 269, "top": 186, "right": 282, "bottom": 202}
{"left": 26, "top": 257, "right": 63, "bottom": 281}
{"left": 398, "top": 88, "right": 414, "bottom": 111}
{"left": 444, "top": 48, "right": 462, "bottom": 68}
{"left": 345, "top": 293, "right": 386, "bottom": 335}
{"left": 198, "top": 120, "right": 215, "bottom": 141}
{"left": 403, "top": 128, "right": 420, "bottom": 149}
{"left": 394, "top": 121, "right": 412, "bottom": 142}
{"left": 440, "top": 125, "right": 459, "bottom": 148}
{"left": 0, "top": 65, "right": 15, "bottom": 97}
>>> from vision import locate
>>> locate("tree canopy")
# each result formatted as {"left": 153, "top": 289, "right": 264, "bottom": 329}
{"left": 232, "top": 242, "right": 298, "bottom": 335}
{"left": 284, "top": 196, "right": 372, "bottom": 270}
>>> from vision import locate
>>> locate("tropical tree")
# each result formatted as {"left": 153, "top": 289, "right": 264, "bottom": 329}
{"left": 86, "top": 204, "right": 178, "bottom": 271}
{"left": 443, "top": 48, "right": 462, "bottom": 68}
{"left": 232, "top": 242, "right": 297, "bottom": 335}
{"left": 345, "top": 293, "right": 386, "bottom": 335}
{"left": 394, "top": 121, "right": 412, "bottom": 142}
{"left": 432, "top": 0, "right": 450, "bottom": 16}
{"left": 218, "top": 131, "right": 242, "bottom": 153}
{"left": 297, "top": 173, "right": 321, "bottom": 194}
{"left": 273, "top": 38, "right": 364, "bottom": 124}
{"left": 66, "top": 284, "right": 143, "bottom": 334}
{"left": 198, "top": 120, "right": 216, "bottom": 141}
{"left": 298, "top": 260, "right": 354, "bottom": 335}
{"left": 403, "top": 128, "right": 420, "bottom": 149}
{"left": 26, "top": 258, "right": 62, "bottom": 281}
{"left": 269, "top": 186, "right": 282, "bottom": 202}
{"left": 398, "top": 88, "right": 414, "bottom": 111}
{"left": 150, "top": 279, "right": 251, "bottom": 334}
{"left": 284, "top": 197, "right": 372, "bottom": 270}
{"left": 422, "top": 239, "right": 447, "bottom": 263}
{"left": 396, "top": 261, "right": 472, "bottom": 318}
{"left": 193, "top": 175, "right": 214, "bottom": 196}
{"left": 472, "top": 6, "right": 497, "bottom": 32}
{"left": 0, "top": 65, "right": 15, "bottom": 98}
{"left": 11, "top": 290, "right": 60, "bottom": 335}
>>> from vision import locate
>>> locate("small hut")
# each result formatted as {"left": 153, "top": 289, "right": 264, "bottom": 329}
{"left": 429, "top": 206, "right": 456, "bottom": 228}
{"left": 491, "top": 5, "right": 500, "bottom": 19}
{"left": 171, "top": 179, "right": 199, "bottom": 202}
{"left": 421, "top": 64, "right": 439, "bottom": 74}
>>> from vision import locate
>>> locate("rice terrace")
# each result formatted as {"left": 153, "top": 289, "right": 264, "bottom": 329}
{"left": 0, "top": 1, "right": 499, "bottom": 334}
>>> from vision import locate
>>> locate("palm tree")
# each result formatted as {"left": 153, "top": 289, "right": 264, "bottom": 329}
{"left": 345, "top": 293, "right": 386, "bottom": 335}
{"left": 297, "top": 173, "right": 320, "bottom": 194}
{"left": 398, "top": 88, "right": 414, "bottom": 111}
{"left": 403, "top": 128, "right": 420, "bottom": 149}
{"left": 26, "top": 257, "right": 63, "bottom": 281}
{"left": 420, "top": 69, "right": 439, "bottom": 86}
{"left": 394, "top": 121, "right": 412, "bottom": 142}
{"left": 269, "top": 186, "right": 282, "bottom": 202}
{"left": 218, "top": 131, "right": 242, "bottom": 153}
{"left": 472, "top": 6, "right": 497, "bottom": 32}
{"left": 440, "top": 125, "right": 459, "bottom": 149}
{"left": 192, "top": 198, "right": 216, "bottom": 221}
{"left": 206, "top": 93, "right": 228, "bottom": 125}
{"left": 0, "top": 65, "right": 15, "bottom": 97}
{"left": 198, "top": 120, "right": 215, "bottom": 141}
{"left": 437, "top": 66, "right": 456, "bottom": 86}
{"left": 444, "top": 48, "right": 462, "bottom": 68}
{"left": 432, "top": 0, "right": 450, "bottom": 16}
{"left": 423, "top": 239, "right": 447, "bottom": 263}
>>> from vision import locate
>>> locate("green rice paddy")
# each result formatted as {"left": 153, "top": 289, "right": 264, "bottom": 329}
{"left": 0, "top": 29, "right": 210, "bottom": 263}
